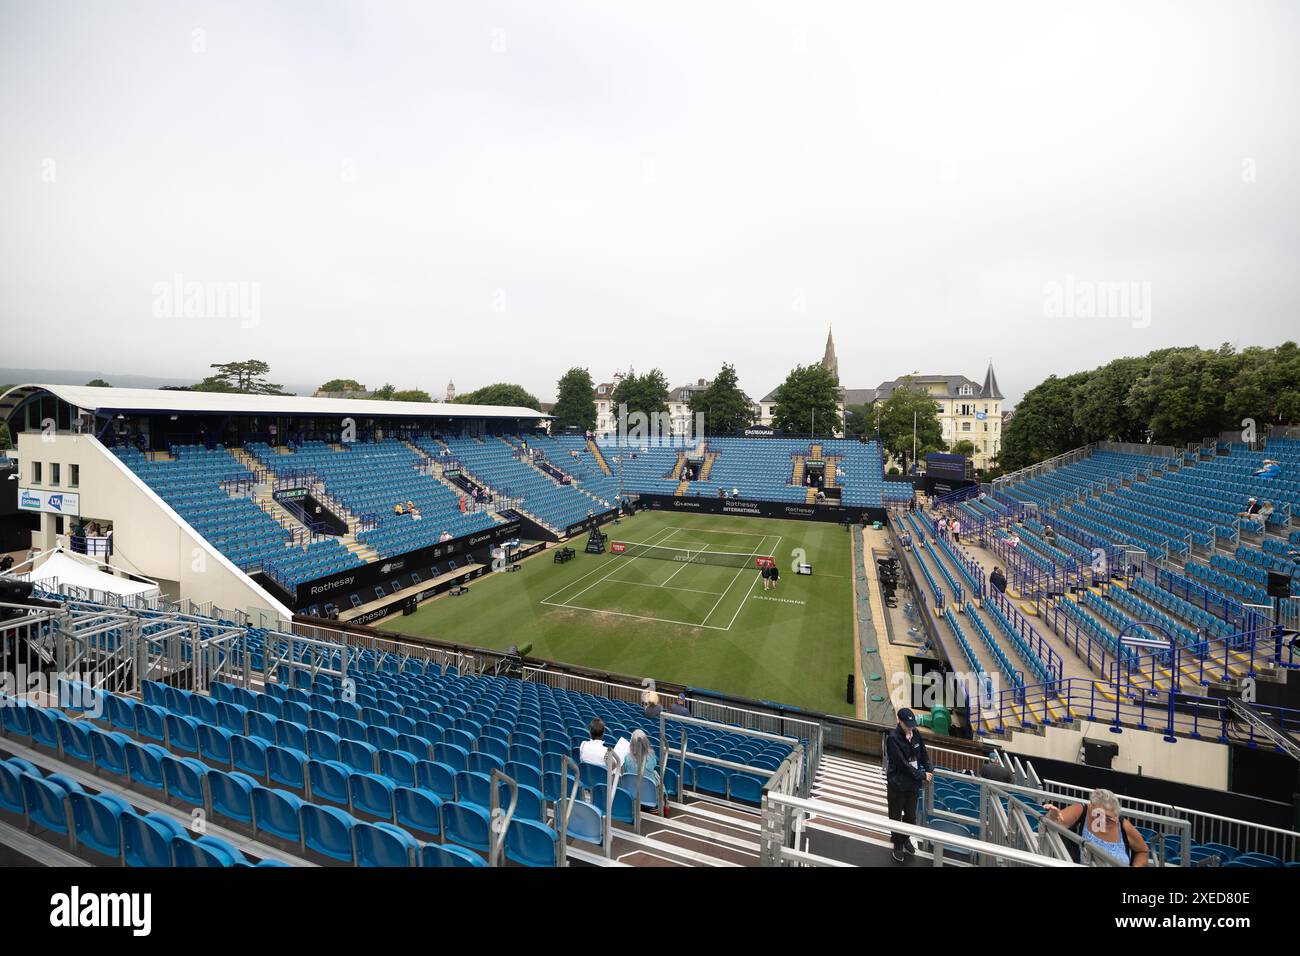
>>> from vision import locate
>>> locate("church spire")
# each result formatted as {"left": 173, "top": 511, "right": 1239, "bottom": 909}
{"left": 821, "top": 326, "right": 839, "bottom": 382}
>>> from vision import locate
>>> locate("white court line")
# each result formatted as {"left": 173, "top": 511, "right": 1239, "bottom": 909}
{"left": 538, "top": 599, "right": 733, "bottom": 631}
{"left": 537, "top": 525, "right": 681, "bottom": 606}
{"left": 555, "top": 526, "right": 681, "bottom": 608}
{"left": 601, "top": 576, "right": 726, "bottom": 596}
{"left": 665, "top": 525, "right": 775, "bottom": 537}
{"left": 721, "top": 535, "right": 782, "bottom": 630}
{"left": 699, "top": 534, "right": 774, "bottom": 627}
{"left": 659, "top": 543, "right": 707, "bottom": 587}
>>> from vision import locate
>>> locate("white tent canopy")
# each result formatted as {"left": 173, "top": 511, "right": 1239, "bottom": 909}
{"left": 25, "top": 549, "right": 161, "bottom": 601}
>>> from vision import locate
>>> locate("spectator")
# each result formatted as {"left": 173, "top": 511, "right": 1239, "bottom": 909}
{"left": 668, "top": 693, "right": 690, "bottom": 717}
{"left": 1253, "top": 459, "right": 1282, "bottom": 478}
{"left": 731, "top": 487, "right": 739, "bottom": 498}
{"left": 950, "top": 518, "right": 961, "bottom": 544}
{"left": 977, "top": 755, "right": 1014, "bottom": 783}
{"left": 439, "top": 531, "right": 452, "bottom": 542}
{"left": 1237, "top": 497, "right": 1261, "bottom": 519}
{"left": 1043, "top": 525, "right": 1057, "bottom": 546}
{"left": 1006, "top": 533, "right": 1020, "bottom": 551}
{"left": 622, "top": 729, "right": 659, "bottom": 786}
{"left": 885, "top": 708, "right": 932, "bottom": 862}
{"left": 642, "top": 692, "right": 662, "bottom": 720}
{"left": 768, "top": 561, "right": 780, "bottom": 591}
{"left": 989, "top": 566, "right": 1007, "bottom": 594}
{"left": 1044, "top": 789, "right": 1149, "bottom": 867}
{"left": 394, "top": 503, "right": 406, "bottom": 516}
{"left": 579, "top": 718, "right": 609, "bottom": 766}
{"left": 1258, "top": 500, "right": 1275, "bottom": 522}
{"left": 0, "top": 554, "right": 13, "bottom": 573}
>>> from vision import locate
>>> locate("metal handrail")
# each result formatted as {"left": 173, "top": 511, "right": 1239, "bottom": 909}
{"left": 762, "top": 791, "right": 1076, "bottom": 867}
{"left": 488, "top": 769, "right": 519, "bottom": 867}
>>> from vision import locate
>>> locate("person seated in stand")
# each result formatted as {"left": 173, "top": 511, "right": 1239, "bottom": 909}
{"left": 439, "top": 530, "right": 452, "bottom": 542}
{"left": 621, "top": 729, "right": 660, "bottom": 787}
{"left": 579, "top": 718, "right": 610, "bottom": 767}
{"left": 668, "top": 693, "right": 690, "bottom": 717}
{"left": 1253, "top": 459, "right": 1282, "bottom": 478}
{"left": 394, "top": 503, "right": 406, "bottom": 516}
{"left": 1257, "top": 500, "right": 1275, "bottom": 523}
{"left": 642, "top": 692, "right": 662, "bottom": 720}
{"left": 1237, "top": 497, "right": 1261, "bottom": 520}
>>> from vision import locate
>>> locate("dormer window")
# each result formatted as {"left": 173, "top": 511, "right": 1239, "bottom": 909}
{"left": 958, "top": 384, "right": 974, "bottom": 396}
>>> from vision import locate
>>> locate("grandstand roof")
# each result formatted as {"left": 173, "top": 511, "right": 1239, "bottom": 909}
{"left": 0, "top": 383, "right": 549, "bottom": 421}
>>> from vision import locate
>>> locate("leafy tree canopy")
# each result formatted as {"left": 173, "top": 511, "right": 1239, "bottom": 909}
{"left": 688, "top": 363, "right": 753, "bottom": 434}
{"left": 195, "top": 360, "right": 286, "bottom": 394}
{"left": 553, "top": 368, "right": 596, "bottom": 432}
{"left": 458, "top": 383, "right": 541, "bottom": 410}
{"left": 771, "top": 363, "right": 842, "bottom": 436}
{"left": 876, "top": 379, "right": 944, "bottom": 471}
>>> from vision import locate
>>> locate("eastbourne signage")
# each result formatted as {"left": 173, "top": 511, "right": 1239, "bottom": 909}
{"left": 738, "top": 426, "right": 782, "bottom": 438}
{"left": 18, "top": 488, "right": 81, "bottom": 516}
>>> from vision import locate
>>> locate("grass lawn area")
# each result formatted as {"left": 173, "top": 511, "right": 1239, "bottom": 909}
{"left": 382, "top": 510, "right": 857, "bottom": 715}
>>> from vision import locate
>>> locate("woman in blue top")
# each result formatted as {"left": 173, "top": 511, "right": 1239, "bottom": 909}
{"left": 622, "top": 729, "right": 659, "bottom": 787}
{"left": 1044, "top": 788, "right": 1149, "bottom": 866}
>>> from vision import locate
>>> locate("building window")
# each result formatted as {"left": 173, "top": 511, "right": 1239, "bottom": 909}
{"left": 32, "top": 461, "right": 41, "bottom": 484}
{"left": 961, "top": 422, "right": 971, "bottom": 432}
{"left": 70, "top": 464, "right": 80, "bottom": 487}
{"left": 50, "top": 463, "right": 60, "bottom": 485}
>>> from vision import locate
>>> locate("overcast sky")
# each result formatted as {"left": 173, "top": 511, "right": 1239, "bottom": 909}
{"left": 2, "top": 0, "right": 1297, "bottom": 405}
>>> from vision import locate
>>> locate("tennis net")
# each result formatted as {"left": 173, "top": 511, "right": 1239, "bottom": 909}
{"left": 610, "top": 540, "right": 774, "bottom": 569}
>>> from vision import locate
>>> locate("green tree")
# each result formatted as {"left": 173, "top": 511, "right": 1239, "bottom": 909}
{"left": 688, "top": 363, "right": 752, "bottom": 434}
{"left": 458, "top": 383, "right": 542, "bottom": 410}
{"left": 1223, "top": 341, "right": 1300, "bottom": 430}
{"left": 951, "top": 439, "right": 976, "bottom": 457}
{"left": 367, "top": 384, "right": 397, "bottom": 401}
{"left": 843, "top": 404, "right": 873, "bottom": 437}
{"left": 771, "top": 364, "right": 842, "bottom": 436}
{"left": 195, "top": 360, "right": 286, "bottom": 394}
{"left": 999, "top": 372, "right": 1090, "bottom": 471}
{"left": 85, "top": 378, "right": 111, "bottom": 387}
{"left": 876, "top": 380, "right": 944, "bottom": 472}
{"left": 1127, "top": 345, "right": 1242, "bottom": 445}
{"left": 0, "top": 422, "right": 11, "bottom": 451}
{"left": 553, "top": 368, "right": 596, "bottom": 432}
{"left": 389, "top": 389, "right": 432, "bottom": 403}
{"left": 319, "top": 378, "right": 364, "bottom": 393}
{"left": 612, "top": 369, "right": 671, "bottom": 426}
{"left": 1071, "top": 354, "right": 1161, "bottom": 444}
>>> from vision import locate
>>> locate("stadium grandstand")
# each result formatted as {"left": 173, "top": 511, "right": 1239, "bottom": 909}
{"left": 1, "top": 381, "right": 1298, "bottom": 873}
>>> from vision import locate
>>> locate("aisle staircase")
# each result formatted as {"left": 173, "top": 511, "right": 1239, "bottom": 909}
{"left": 675, "top": 479, "right": 690, "bottom": 496}
{"left": 586, "top": 438, "right": 613, "bottom": 476}
{"left": 699, "top": 451, "right": 718, "bottom": 480}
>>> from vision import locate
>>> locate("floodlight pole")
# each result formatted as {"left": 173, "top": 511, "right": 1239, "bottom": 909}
{"left": 912, "top": 411, "right": 917, "bottom": 473}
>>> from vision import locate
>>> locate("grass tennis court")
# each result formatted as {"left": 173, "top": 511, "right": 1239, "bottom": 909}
{"left": 382, "top": 510, "right": 857, "bottom": 715}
